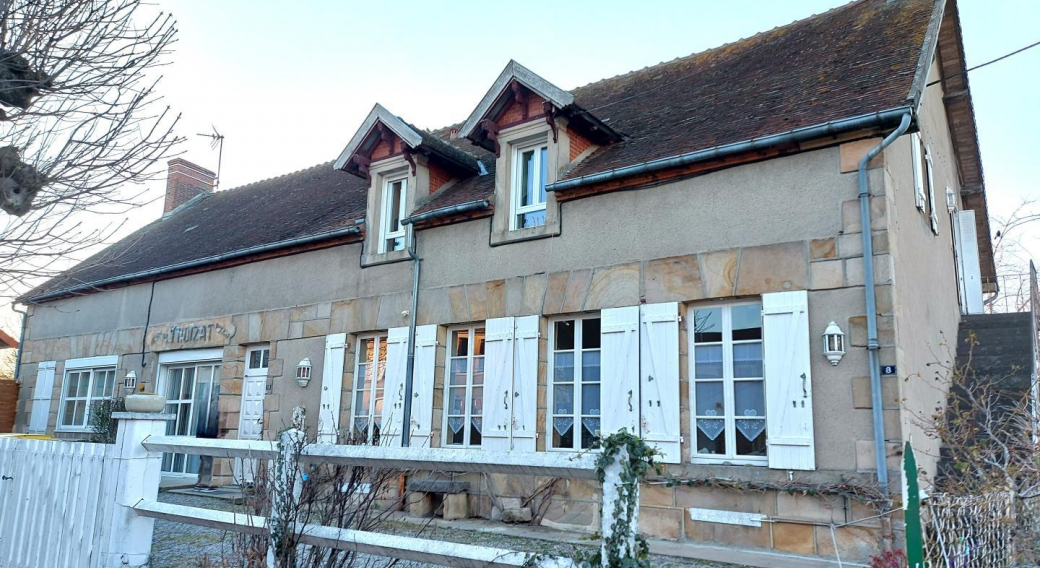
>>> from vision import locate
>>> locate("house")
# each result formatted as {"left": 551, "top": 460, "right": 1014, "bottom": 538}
{"left": 12, "top": 0, "right": 1008, "bottom": 562}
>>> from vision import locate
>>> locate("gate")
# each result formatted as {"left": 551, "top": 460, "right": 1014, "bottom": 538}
{"left": 0, "top": 437, "right": 116, "bottom": 568}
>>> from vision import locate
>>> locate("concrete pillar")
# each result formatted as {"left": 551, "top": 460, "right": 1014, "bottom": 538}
{"left": 102, "top": 411, "right": 174, "bottom": 568}
{"left": 600, "top": 445, "right": 639, "bottom": 567}
{"left": 267, "top": 428, "right": 304, "bottom": 568}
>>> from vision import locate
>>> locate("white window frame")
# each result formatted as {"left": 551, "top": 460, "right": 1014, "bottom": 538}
{"left": 379, "top": 176, "right": 408, "bottom": 253}
{"left": 351, "top": 333, "right": 388, "bottom": 443}
{"left": 56, "top": 355, "right": 118, "bottom": 432}
{"left": 442, "top": 324, "right": 485, "bottom": 448}
{"left": 509, "top": 140, "right": 548, "bottom": 231}
{"left": 155, "top": 348, "right": 223, "bottom": 476}
{"left": 547, "top": 315, "right": 602, "bottom": 452}
{"left": 688, "top": 301, "right": 768, "bottom": 466}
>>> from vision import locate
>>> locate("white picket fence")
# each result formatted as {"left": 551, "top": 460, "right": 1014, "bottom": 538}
{"left": 0, "top": 412, "right": 630, "bottom": 568}
{"left": 0, "top": 437, "right": 117, "bottom": 568}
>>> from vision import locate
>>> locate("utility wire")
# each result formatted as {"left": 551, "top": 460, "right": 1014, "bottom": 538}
{"left": 927, "top": 39, "right": 1040, "bottom": 87}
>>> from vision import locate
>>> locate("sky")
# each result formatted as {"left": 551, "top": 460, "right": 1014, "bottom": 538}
{"left": 4, "top": 0, "right": 1039, "bottom": 336}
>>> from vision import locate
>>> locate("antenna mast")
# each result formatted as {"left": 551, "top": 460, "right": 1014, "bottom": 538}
{"left": 196, "top": 126, "right": 225, "bottom": 189}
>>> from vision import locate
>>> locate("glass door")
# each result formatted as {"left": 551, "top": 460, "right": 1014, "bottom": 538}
{"left": 160, "top": 361, "right": 221, "bottom": 475}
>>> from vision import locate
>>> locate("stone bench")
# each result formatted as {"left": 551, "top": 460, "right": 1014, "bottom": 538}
{"left": 407, "top": 479, "right": 471, "bottom": 520}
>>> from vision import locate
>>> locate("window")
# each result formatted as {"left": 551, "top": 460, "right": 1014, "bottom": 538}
{"left": 352, "top": 335, "right": 388, "bottom": 443}
{"left": 510, "top": 142, "right": 548, "bottom": 230}
{"left": 248, "top": 347, "right": 270, "bottom": 371}
{"left": 380, "top": 177, "right": 407, "bottom": 252}
{"left": 691, "top": 303, "right": 767, "bottom": 464}
{"left": 160, "top": 359, "right": 221, "bottom": 474}
{"left": 58, "top": 365, "right": 116, "bottom": 430}
{"left": 549, "top": 316, "right": 601, "bottom": 450}
{"left": 444, "top": 326, "right": 485, "bottom": 447}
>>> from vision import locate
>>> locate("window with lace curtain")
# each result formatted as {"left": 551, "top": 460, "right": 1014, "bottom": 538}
{"left": 443, "top": 325, "right": 485, "bottom": 447}
{"left": 549, "top": 316, "right": 601, "bottom": 451}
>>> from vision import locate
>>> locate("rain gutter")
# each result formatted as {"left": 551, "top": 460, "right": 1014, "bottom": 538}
{"left": 546, "top": 107, "right": 913, "bottom": 193}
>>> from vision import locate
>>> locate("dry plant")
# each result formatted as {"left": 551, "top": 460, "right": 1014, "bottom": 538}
{"left": 912, "top": 336, "right": 1040, "bottom": 560}
{"left": 0, "top": 0, "right": 181, "bottom": 299}
{"left": 211, "top": 428, "right": 422, "bottom": 568}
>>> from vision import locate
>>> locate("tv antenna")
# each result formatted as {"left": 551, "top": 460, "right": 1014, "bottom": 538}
{"left": 196, "top": 126, "right": 225, "bottom": 189}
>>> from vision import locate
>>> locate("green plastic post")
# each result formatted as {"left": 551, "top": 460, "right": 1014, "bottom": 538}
{"left": 904, "top": 440, "right": 925, "bottom": 568}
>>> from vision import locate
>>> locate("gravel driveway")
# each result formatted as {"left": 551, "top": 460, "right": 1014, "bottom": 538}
{"left": 151, "top": 491, "right": 742, "bottom": 568}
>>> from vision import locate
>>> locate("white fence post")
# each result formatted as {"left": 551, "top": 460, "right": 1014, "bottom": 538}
{"left": 268, "top": 428, "right": 304, "bottom": 568}
{"left": 600, "top": 445, "right": 639, "bottom": 567}
{"left": 102, "top": 411, "right": 174, "bottom": 568}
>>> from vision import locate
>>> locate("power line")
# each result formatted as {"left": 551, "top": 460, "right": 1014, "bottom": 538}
{"left": 928, "top": 39, "right": 1040, "bottom": 87}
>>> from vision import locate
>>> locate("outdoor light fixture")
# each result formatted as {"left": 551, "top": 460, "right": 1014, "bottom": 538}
{"left": 823, "top": 321, "right": 846, "bottom": 366}
{"left": 123, "top": 370, "right": 138, "bottom": 393}
{"left": 946, "top": 186, "right": 956, "bottom": 212}
{"left": 296, "top": 358, "right": 312, "bottom": 388}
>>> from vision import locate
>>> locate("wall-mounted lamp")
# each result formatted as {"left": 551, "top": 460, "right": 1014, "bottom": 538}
{"left": 296, "top": 358, "right": 312, "bottom": 388}
{"left": 123, "top": 370, "right": 138, "bottom": 393}
{"left": 823, "top": 321, "right": 846, "bottom": 366}
{"left": 946, "top": 186, "right": 956, "bottom": 213}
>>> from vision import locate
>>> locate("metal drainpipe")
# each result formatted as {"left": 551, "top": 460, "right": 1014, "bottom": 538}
{"left": 859, "top": 112, "right": 912, "bottom": 495}
{"left": 11, "top": 305, "right": 27, "bottom": 384}
{"left": 401, "top": 223, "right": 421, "bottom": 447}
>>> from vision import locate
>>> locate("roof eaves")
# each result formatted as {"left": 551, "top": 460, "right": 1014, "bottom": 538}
{"left": 458, "top": 60, "right": 575, "bottom": 139}
{"left": 333, "top": 103, "right": 424, "bottom": 170}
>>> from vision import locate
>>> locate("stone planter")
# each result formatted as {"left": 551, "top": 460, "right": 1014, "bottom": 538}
{"left": 124, "top": 393, "right": 167, "bottom": 413}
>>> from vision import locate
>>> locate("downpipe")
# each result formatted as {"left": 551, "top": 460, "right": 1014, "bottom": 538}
{"left": 401, "top": 224, "right": 420, "bottom": 447}
{"left": 859, "top": 112, "right": 912, "bottom": 495}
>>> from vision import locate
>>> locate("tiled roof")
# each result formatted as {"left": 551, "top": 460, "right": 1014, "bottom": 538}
{"left": 26, "top": 163, "right": 367, "bottom": 299}
{"left": 27, "top": 0, "right": 940, "bottom": 300}
{"left": 412, "top": 0, "right": 933, "bottom": 213}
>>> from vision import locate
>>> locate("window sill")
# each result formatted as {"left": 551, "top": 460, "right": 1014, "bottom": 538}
{"left": 55, "top": 426, "right": 91, "bottom": 434}
{"left": 490, "top": 221, "right": 560, "bottom": 247}
{"left": 361, "top": 248, "right": 411, "bottom": 268}
{"left": 690, "top": 456, "right": 768, "bottom": 467}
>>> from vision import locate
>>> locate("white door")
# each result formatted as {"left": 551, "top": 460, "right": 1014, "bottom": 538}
{"left": 236, "top": 345, "right": 269, "bottom": 483}
{"left": 318, "top": 333, "right": 347, "bottom": 444}
{"left": 954, "top": 210, "right": 985, "bottom": 314}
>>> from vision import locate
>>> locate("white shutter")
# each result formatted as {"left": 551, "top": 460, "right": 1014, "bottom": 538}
{"left": 381, "top": 327, "right": 409, "bottom": 447}
{"left": 318, "top": 333, "right": 346, "bottom": 444}
{"left": 409, "top": 325, "right": 438, "bottom": 448}
{"left": 926, "top": 147, "right": 939, "bottom": 234}
{"left": 511, "top": 315, "right": 540, "bottom": 452}
{"left": 955, "top": 210, "right": 985, "bottom": 314}
{"left": 763, "top": 291, "right": 816, "bottom": 470}
{"left": 640, "top": 303, "right": 681, "bottom": 464}
{"left": 600, "top": 306, "right": 640, "bottom": 438}
{"left": 481, "top": 317, "right": 515, "bottom": 451}
{"left": 28, "top": 361, "right": 56, "bottom": 434}
{"left": 911, "top": 133, "right": 925, "bottom": 211}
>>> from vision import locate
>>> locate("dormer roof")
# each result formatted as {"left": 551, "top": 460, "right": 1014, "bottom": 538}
{"left": 459, "top": 60, "right": 622, "bottom": 153}
{"left": 335, "top": 104, "right": 480, "bottom": 179}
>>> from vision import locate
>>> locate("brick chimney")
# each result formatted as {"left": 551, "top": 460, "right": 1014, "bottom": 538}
{"left": 164, "top": 158, "right": 216, "bottom": 215}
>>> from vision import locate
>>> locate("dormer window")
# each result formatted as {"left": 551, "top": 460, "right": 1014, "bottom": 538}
{"left": 380, "top": 176, "right": 407, "bottom": 252}
{"left": 512, "top": 142, "right": 548, "bottom": 230}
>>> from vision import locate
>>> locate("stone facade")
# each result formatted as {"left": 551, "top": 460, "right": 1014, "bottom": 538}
{"left": 14, "top": 128, "right": 971, "bottom": 563}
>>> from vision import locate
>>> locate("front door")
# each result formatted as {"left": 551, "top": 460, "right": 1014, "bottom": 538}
{"left": 160, "top": 360, "right": 221, "bottom": 475}
{"left": 235, "top": 346, "right": 269, "bottom": 484}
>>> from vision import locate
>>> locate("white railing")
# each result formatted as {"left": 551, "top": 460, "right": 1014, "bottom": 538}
{"left": 10, "top": 412, "right": 630, "bottom": 568}
{"left": 0, "top": 437, "right": 117, "bottom": 568}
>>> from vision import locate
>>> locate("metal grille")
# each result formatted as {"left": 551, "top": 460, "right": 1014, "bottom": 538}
{"left": 922, "top": 492, "right": 1015, "bottom": 568}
